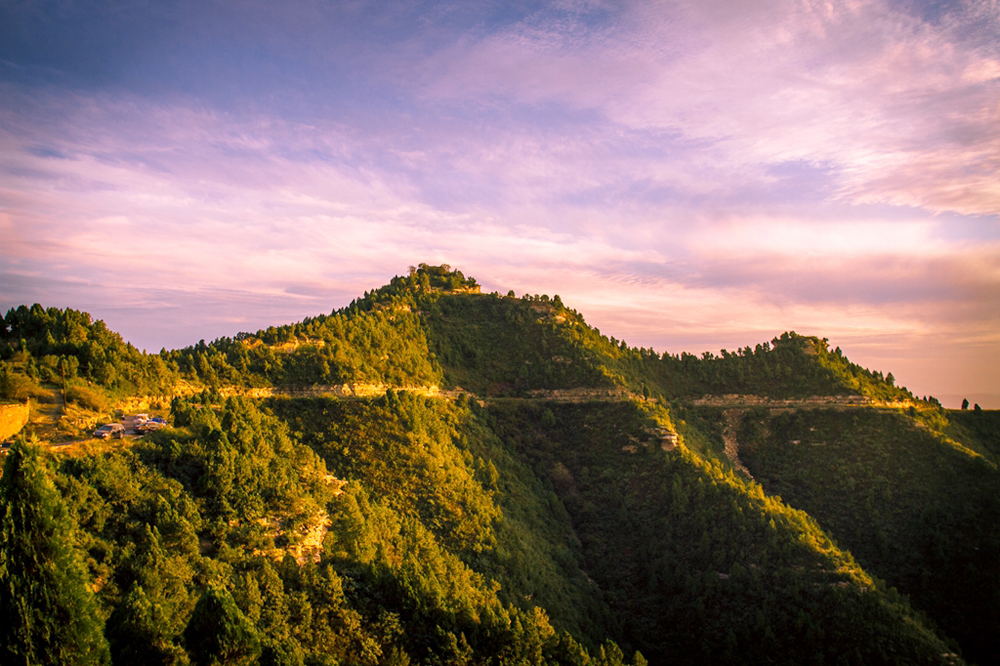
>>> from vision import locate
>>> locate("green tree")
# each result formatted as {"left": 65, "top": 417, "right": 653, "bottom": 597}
{"left": 0, "top": 438, "right": 110, "bottom": 665}
{"left": 105, "top": 583, "right": 186, "bottom": 666}
{"left": 0, "top": 362, "right": 36, "bottom": 401}
{"left": 183, "top": 586, "right": 261, "bottom": 666}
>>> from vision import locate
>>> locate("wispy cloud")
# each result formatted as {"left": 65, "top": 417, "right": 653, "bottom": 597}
{"left": 415, "top": 0, "right": 1000, "bottom": 215}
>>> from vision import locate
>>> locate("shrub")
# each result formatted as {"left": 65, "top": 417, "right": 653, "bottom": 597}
{"left": 0, "top": 364, "right": 38, "bottom": 401}
{"left": 64, "top": 385, "right": 108, "bottom": 411}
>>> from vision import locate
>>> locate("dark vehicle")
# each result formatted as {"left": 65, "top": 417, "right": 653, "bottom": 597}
{"left": 93, "top": 423, "right": 125, "bottom": 439}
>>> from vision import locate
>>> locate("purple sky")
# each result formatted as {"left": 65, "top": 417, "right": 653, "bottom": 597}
{"left": 2, "top": 0, "right": 998, "bottom": 407}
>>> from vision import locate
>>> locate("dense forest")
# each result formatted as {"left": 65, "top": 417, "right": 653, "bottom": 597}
{"left": 1, "top": 265, "right": 995, "bottom": 665}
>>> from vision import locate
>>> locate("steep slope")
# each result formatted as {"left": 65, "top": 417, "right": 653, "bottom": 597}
{"left": 738, "top": 408, "right": 1000, "bottom": 666}
{"left": 267, "top": 393, "right": 615, "bottom": 645}
{"left": 485, "top": 400, "right": 959, "bottom": 665}
{"left": 945, "top": 409, "right": 1000, "bottom": 465}
{"left": 39, "top": 396, "right": 613, "bottom": 665}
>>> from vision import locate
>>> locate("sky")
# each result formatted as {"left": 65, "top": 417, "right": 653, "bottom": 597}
{"left": 1, "top": 0, "right": 998, "bottom": 407}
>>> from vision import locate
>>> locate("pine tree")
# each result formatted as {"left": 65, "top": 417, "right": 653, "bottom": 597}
{"left": 183, "top": 585, "right": 261, "bottom": 666}
{"left": 0, "top": 438, "right": 110, "bottom": 665}
{"left": 105, "top": 583, "right": 185, "bottom": 666}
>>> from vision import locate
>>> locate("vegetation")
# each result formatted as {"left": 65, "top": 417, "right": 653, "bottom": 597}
{"left": 645, "top": 332, "right": 917, "bottom": 401}
{"left": 485, "top": 401, "right": 957, "bottom": 665}
{"left": 1, "top": 265, "right": 992, "bottom": 665}
{"left": 1, "top": 304, "right": 177, "bottom": 400}
{"left": 1, "top": 397, "right": 630, "bottom": 665}
{"left": 739, "top": 408, "right": 1000, "bottom": 666}
{"left": 945, "top": 409, "right": 1000, "bottom": 465}
{"left": 1, "top": 439, "right": 110, "bottom": 665}
{"left": 164, "top": 308, "right": 442, "bottom": 390}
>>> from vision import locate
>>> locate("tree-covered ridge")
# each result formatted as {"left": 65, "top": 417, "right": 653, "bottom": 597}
{"left": 353, "top": 263, "right": 483, "bottom": 307}
{"left": 158, "top": 265, "right": 620, "bottom": 396}
{"left": 261, "top": 266, "right": 914, "bottom": 403}
{"left": 1, "top": 304, "right": 176, "bottom": 400}
{"left": 645, "top": 332, "right": 916, "bottom": 401}
{"left": 2, "top": 267, "right": 913, "bottom": 409}
{"left": 163, "top": 265, "right": 481, "bottom": 390}
{"left": 165, "top": 307, "right": 442, "bottom": 390}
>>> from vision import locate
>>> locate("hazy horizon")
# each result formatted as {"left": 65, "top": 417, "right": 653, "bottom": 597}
{"left": 2, "top": 0, "right": 998, "bottom": 407}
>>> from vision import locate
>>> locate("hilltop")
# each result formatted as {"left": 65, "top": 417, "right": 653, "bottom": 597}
{"left": 2, "top": 263, "right": 924, "bottom": 407}
{"left": 1, "top": 264, "right": 996, "bottom": 666}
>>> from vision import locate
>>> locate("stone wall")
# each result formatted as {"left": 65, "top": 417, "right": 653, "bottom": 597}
{"left": 525, "top": 387, "right": 632, "bottom": 402}
{"left": 691, "top": 394, "right": 872, "bottom": 408}
{"left": 0, "top": 401, "right": 30, "bottom": 441}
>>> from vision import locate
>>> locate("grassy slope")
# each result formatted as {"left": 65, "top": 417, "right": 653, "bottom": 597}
{"left": 423, "top": 294, "right": 628, "bottom": 395}
{"left": 944, "top": 409, "right": 1000, "bottom": 465}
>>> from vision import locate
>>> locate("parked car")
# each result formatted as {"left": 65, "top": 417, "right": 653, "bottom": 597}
{"left": 93, "top": 423, "right": 125, "bottom": 439}
{"left": 138, "top": 417, "right": 167, "bottom": 433}
{"left": 133, "top": 413, "right": 149, "bottom": 425}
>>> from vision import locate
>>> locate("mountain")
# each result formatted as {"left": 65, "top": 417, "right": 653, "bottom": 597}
{"left": 1, "top": 264, "right": 996, "bottom": 666}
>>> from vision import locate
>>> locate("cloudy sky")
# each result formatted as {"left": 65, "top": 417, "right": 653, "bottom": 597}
{"left": 1, "top": 0, "right": 998, "bottom": 407}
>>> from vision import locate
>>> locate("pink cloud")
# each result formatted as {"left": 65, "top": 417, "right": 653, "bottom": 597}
{"left": 413, "top": 0, "right": 999, "bottom": 215}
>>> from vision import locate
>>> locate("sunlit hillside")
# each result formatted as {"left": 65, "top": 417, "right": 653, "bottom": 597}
{"left": 2, "top": 265, "right": 994, "bottom": 666}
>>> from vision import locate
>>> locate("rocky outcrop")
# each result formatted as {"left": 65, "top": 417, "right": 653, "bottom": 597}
{"left": 218, "top": 383, "right": 443, "bottom": 399}
{"left": 721, "top": 408, "right": 754, "bottom": 479}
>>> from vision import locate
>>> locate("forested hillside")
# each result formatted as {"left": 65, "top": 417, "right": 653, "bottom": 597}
{"left": 1, "top": 304, "right": 176, "bottom": 401}
{"left": 2, "top": 265, "right": 995, "bottom": 665}
{"left": 737, "top": 408, "right": 1000, "bottom": 665}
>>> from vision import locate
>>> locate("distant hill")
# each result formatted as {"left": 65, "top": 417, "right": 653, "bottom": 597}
{"left": 2, "top": 264, "right": 994, "bottom": 666}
